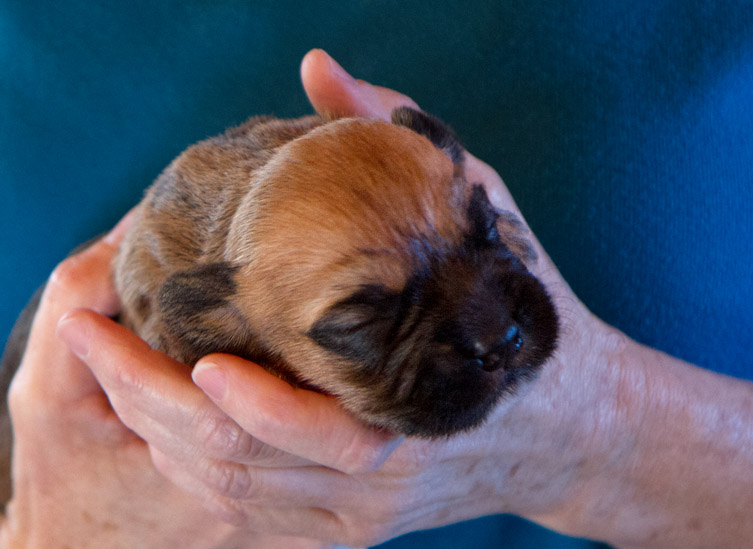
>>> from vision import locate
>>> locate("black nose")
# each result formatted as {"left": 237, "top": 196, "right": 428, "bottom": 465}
{"left": 473, "top": 324, "right": 523, "bottom": 372}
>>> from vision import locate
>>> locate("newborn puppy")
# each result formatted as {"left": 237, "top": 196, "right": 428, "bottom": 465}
{"left": 114, "top": 107, "right": 558, "bottom": 437}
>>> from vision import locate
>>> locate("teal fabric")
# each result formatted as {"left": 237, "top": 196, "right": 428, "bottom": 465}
{"left": 2, "top": 1, "right": 752, "bottom": 547}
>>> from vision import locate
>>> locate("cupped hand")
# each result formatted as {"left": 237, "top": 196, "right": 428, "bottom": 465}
{"left": 2, "top": 213, "right": 327, "bottom": 549}
{"left": 2, "top": 212, "right": 230, "bottom": 547}
{"left": 58, "top": 50, "right": 635, "bottom": 547}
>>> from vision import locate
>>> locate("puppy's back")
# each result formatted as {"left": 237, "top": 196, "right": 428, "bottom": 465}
{"left": 113, "top": 115, "right": 325, "bottom": 347}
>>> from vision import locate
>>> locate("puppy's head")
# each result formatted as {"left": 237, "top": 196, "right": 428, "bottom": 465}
{"left": 223, "top": 108, "right": 558, "bottom": 437}
{"left": 307, "top": 189, "right": 557, "bottom": 436}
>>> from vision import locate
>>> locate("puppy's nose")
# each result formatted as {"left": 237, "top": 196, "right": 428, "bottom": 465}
{"left": 473, "top": 324, "right": 523, "bottom": 372}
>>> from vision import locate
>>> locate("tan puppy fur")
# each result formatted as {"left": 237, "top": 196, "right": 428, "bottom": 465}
{"left": 113, "top": 108, "right": 558, "bottom": 437}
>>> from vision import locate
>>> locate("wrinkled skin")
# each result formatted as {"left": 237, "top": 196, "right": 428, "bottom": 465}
{"left": 3, "top": 50, "right": 753, "bottom": 548}
{"left": 0, "top": 215, "right": 332, "bottom": 548}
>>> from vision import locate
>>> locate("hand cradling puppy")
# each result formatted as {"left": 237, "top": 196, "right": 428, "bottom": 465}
{"left": 113, "top": 107, "right": 558, "bottom": 437}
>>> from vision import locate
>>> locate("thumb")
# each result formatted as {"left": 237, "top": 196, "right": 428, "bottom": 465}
{"left": 300, "top": 48, "right": 419, "bottom": 121}
{"left": 192, "top": 354, "right": 402, "bottom": 474}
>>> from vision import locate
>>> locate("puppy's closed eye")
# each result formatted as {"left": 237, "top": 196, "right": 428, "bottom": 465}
{"left": 307, "top": 284, "right": 402, "bottom": 367}
{"left": 113, "top": 107, "right": 558, "bottom": 437}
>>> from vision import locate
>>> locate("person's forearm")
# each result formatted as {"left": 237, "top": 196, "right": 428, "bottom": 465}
{"left": 540, "top": 325, "right": 753, "bottom": 547}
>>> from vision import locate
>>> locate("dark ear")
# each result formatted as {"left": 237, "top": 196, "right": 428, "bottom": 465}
{"left": 467, "top": 185, "right": 538, "bottom": 263}
{"left": 391, "top": 106, "right": 464, "bottom": 165}
{"left": 307, "top": 284, "right": 401, "bottom": 365}
{"left": 467, "top": 184, "right": 501, "bottom": 244}
{"left": 158, "top": 262, "right": 250, "bottom": 365}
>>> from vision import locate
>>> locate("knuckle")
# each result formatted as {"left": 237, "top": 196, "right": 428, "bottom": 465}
{"left": 202, "top": 493, "right": 249, "bottom": 527}
{"left": 7, "top": 375, "right": 24, "bottom": 411}
{"left": 7, "top": 375, "right": 33, "bottom": 420}
{"left": 108, "top": 357, "right": 145, "bottom": 396}
{"left": 7, "top": 370, "right": 62, "bottom": 423}
{"left": 47, "top": 242, "right": 110, "bottom": 298}
{"left": 197, "top": 412, "right": 253, "bottom": 460}
{"left": 48, "top": 254, "right": 91, "bottom": 294}
{"left": 202, "top": 459, "right": 254, "bottom": 500}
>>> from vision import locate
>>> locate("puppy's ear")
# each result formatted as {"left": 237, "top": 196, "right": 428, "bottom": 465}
{"left": 466, "top": 184, "right": 537, "bottom": 263}
{"left": 467, "top": 184, "right": 501, "bottom": 245}
{"left": 158, "top": 262, "right": 251, "bottom": 365}
{"left": 307, "top": 284, "right": 401, "bottom": 366}
{"left": 391, "top": 106, "right": 464, "bottom": 165}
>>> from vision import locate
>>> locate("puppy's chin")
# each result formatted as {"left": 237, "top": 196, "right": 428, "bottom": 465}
{"left": 309, "top": 259, "right": 558, "bottom": 438}
{"left": 364, "top": 350, "right": 540, "bottom": 438}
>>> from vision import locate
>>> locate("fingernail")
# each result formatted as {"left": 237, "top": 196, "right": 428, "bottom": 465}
{"left": 57, "top": 314, "right": 90, "bottom": 358}
{"left": 325, "top": 52, "right": 356, "bottom": 85}
{"left": 193, "top": 362, "right": 227, "bottom": 401}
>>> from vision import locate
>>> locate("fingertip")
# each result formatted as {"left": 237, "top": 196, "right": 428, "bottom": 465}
{"left": 301, "top": 48, "right": 357, "bottom": 87}
{"left": 56, "top": 307, "right": 129, "bottom": 359}
{"left": 301, "top": 49, "right": 333, "bottom": 84}
{"left": 192, "top": 360, "right": 227, "bottom": 401}
{"left": 196, "top": 353, "right": 404, "bottom": 472}
{"left": 58, "top": 308, "right": 153, "bottom": 371}
{"left": 103, "top": 206, "right": 138, "bottom": 247}
{"left": 301, "top": 49, "right": 361, "bottom": 119}
{"left": 56, "top": 308, "right": 93, "bottom": 359}
{"left": 301, "top": 49, "right": 421, "bottom": 123}
{"left": 300, "top": 48, "right": 321, "bottom": 88}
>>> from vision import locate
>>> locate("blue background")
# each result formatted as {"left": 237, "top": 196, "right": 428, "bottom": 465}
{"left": 2, "top": 1, "right": 751, "bottom": 547}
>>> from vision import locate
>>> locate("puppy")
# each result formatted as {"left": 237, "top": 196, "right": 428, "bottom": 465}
{"left": 112, "top": 107, "right": 558, "bottom": 437}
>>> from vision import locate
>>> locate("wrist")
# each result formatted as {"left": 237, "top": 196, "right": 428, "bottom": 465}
{"left": 536, "top": 318, "right": 753, "bottom": 547}
{"left": 520, "top": 310, "right": 650, "bottom": 540}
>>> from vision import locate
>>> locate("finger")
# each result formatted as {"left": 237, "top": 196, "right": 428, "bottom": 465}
{"left": 300, "top": 51, "right": 523, "bottom": 215}
{"left": 14, "top": 209, "right": 137, "bottom": 405}
{"left": 193, "top": 355, "right": 403, "bottom": 474}
{"left": 149, "top": 447, "right": 352, "bottom": 543}
{"left": 301, "top": 49, "right": 419, "bottom": 121}
{"left": 59, "top": 309, "right": 312, "bottom": 468}
{"left": 46, "top": 207, "right": 136, "bottom": 319}
{"left": 150, "top": 445, "right": 363, "bottom": 512}
{"left": 299, "top": 49, "right": 553, "bottom": 274}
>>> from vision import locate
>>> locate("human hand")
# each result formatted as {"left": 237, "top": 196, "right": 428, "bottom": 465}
{"left": 1, "top": 213, "right": 325, "bottom": 548}
{"left": 293, "top": 51, "right": 753, "bottom": 548}
{"left": 57, "top": 50, "right": 640, "bottom": 547}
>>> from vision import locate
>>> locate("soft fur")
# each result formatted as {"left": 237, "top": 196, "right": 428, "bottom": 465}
{"left": 112, "top": 107, "right": 558, "bottom": 437}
